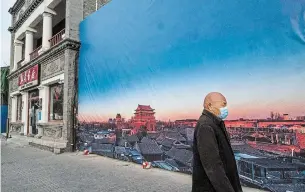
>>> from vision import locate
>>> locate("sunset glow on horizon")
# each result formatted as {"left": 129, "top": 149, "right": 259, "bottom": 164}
{"left": 78, "top": 0, "right": 305, "bottom": 123}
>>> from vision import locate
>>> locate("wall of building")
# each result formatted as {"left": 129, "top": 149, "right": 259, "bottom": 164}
{"left": 62, "top": 48, "right": 78, "bottom": 151}
{"left": 225, "top": 121, "right": 257, "bottom": 128}
{"left": 7, "top": 0, "right": 82, "bottom": 152}
{"left": 83, "top": 0, "right": 111, "bottom": 19}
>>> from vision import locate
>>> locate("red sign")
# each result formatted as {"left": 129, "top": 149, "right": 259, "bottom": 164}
{"left": 18, "top": 65, "right": 39, "bottom": 90}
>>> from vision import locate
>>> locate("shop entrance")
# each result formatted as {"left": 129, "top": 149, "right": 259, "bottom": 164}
{"left": 28, "top": 89, "right": 39, "bottom": 135}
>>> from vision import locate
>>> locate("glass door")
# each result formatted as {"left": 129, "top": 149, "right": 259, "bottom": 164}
{"left": 28, "top": 90, "right": 39, "bottom": 135}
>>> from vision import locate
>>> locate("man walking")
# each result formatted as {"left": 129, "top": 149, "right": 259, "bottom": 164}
{"left": 192, "top": 92, "right": 242, "bottom": 192}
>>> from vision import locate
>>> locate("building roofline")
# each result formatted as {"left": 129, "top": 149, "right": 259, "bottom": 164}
{"left": 8, "top": 0, "right": 25, "bottom": 14}
{"left": 258, "top": 120, "right": 305, "bottom": 122}
{"left": 175, "top": 119, "right": 197, "bottom": 122}
{"left": 9, "top": 0, "right": 43, "bottom": 33}
{"left": 7, "top": 38, "right": 80, "bottom": 80}
{"left": 225, "top": 119, "right": 305, "bottom": 122}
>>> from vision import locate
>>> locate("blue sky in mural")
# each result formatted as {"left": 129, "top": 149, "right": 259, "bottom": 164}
{"left": 78, "top": 0, "right": 305, "bottom": 121}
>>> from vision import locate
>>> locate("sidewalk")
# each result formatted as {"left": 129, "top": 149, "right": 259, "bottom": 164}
{"left": 2, "top": 135, "right": 266, "bottom": 192}
{"left": 1, "top": 133, "right": 67, "bottom": 153}
{"left": 1, "top": 133, "right": 30, "bottom": 146}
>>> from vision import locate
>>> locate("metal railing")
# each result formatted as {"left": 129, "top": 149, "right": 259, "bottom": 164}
{"left": 29, "top": 45, "right": 42, "bottom": 61}
{"left": 49, "top": 28, "right": 65, "bottom": 47}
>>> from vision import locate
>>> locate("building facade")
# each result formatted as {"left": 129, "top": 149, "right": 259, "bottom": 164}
{"left": 7, "top": 0, "right": 110, "bottom": 152}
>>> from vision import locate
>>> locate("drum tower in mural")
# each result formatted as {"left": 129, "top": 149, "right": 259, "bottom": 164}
{"left": 131, "top": 105, "right": 156, "bottom": 132}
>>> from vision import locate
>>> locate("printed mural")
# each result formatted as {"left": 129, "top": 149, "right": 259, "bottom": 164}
{"left": 77, "top": 0, "right": 305, "bottom": 191}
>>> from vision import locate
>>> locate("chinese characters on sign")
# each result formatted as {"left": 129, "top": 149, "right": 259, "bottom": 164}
{"left": 18, "top": 65, "right": 39, "bottom": 90}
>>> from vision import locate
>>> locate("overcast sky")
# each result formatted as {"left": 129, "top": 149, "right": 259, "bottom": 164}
{"left": 1, "top": 0, "right": 15, "bottom": 67}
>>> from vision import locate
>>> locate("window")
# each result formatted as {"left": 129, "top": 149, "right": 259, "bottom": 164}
{"left": 49, "top": 84, "right": 64, "bottom": 121}
{"left": 52, "top": 19, "right": 65, "bottom": 36}
{"left": 21, "top": 39, "right": 25, "bottom": 60}
{"left": 16, "top": 95, "right": 22, "bottom": 121}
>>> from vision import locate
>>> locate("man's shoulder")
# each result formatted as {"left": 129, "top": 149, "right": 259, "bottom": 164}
{"left": 198, "top": 114, "right": 214, "bottom": 126}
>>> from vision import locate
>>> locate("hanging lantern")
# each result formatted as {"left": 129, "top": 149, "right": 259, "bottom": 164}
{"left": 142, "top": 161, "right": 151, "bottom": 169}
{"left": 83, "top": 149, "right": 89, "bottom": 155}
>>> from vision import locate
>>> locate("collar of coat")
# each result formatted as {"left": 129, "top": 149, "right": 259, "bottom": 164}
{"left": 202, "top": 109, "right": 223, "bottom": 126}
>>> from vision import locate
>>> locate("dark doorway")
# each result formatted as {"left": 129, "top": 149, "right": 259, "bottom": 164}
{"left": 28, "top": 89, "right": 39, "bottom": 135}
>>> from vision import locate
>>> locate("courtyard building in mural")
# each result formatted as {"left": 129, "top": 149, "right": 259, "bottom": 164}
{"left": 77, "top": 0, "right": 305, "bottom": 192}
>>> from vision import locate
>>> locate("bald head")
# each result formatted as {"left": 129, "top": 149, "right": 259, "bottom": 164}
{"left": 204, "top": 92, "right": 227, "bottom": 116}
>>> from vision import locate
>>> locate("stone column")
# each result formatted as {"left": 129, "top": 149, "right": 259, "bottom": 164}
{"left": 38, "top": 86, "right": 49, "bottom": 123}
{"left": 24, "top": 28, "right": 36, "bottom": 63}
{"left": 10, "top": 96, "right": 17, "bottom": 122}
{"left": 41, "top": 12, "right": 53, "bottom": 51}
{"left": 63, "top": 49, "right": 78, "bottom": 152}
{"left": 13, "top": 40, "right": 23, "bottom": 71}
{"left": 21, "top": 91, "right": 29, "bottom": 135}
{"left": 36, "top": 86, "right": 48, "bottom": 137}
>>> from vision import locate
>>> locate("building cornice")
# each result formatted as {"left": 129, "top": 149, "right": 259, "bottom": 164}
{"left": 8, "top": 0, "right": 25, "bottom": 14}
{"left": 7, "top": 38, "right": 80, "bottom": 79}
{"left": 8, "top": 0, "right": 43, "bottom": 33}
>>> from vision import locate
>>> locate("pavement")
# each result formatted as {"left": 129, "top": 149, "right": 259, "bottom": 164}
{"left": 1, "top": 135, "right": 266, "bottom": 192}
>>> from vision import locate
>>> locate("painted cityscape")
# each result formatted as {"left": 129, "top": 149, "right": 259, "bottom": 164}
{"left": 77, "top": 0, "right": 305, "bottom": 191}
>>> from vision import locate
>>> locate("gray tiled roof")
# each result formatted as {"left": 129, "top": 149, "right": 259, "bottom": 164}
{"left": 147, "top": 132, "right": 160, "bottom": 140}
{"left": 114, "top": 146, "right": 127, "bottom": 154}
{"left": 138, "top": 142, "right": 163, "bottom": 155}
{"left": 265, "top": 184, "right": 305, "bottom": 192}
{"left": 78, "top": 133, "right": 95, "bottom": 143}
{"left": 156, "top": 134, "right": 165, "bottom": 144}
{"left": 126, "top": 135, "right": 139, "bottom": 143}
{"left": 166, "top": 147, "right": 193, "bottom": 167}
{"left": 178, "top": 128, "right": 187, "bottom": 136}
{"left": 100, "top": 144, "right": 114, "bottom": 151}
{"left": 160, "top": 137, "right": 176, "bottom": 148}
{"left": 173, "top": 141, "right": 191, "bottom": 149}
{"left": 141, "top": 137, "right": 156, "bottom": 144}
{"left": 165, "top": 158, "right": 179, "bottom": 168}
{"left": 163, "top": 131, "right": 186, "bottom": 142}
{"left": 95, "top": 138, "right": 115, "bottom": 144}
{"left": 232, "top": 143, "right": 272, "bottom": 157}
{"left": 92, "top": 143, "right": 114, "bottom": 152}
{"left": 241, "top": 157, "right": 305, "bottom": 169}
{"left": 186, "top": 128, "right": 195, "bottom": 141}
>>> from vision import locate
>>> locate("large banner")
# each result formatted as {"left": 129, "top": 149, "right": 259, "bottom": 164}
{"left": 78, "top": 0, "right": 305, "bottom": 191}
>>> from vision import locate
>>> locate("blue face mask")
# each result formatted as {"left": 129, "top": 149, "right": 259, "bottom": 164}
{"left": 218, "top": 106, "right": 228, "bottom": 119}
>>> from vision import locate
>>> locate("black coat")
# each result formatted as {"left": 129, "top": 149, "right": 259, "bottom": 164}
{"left": 192, "top": 110, "right": 242, "bottom": 192}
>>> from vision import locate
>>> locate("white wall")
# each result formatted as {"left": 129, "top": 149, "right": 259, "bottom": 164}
{"left": 10, "top": 90, "right": 21, "bottom": 123}
{"left": 21, "top": 92, "right": 29, "bottom": 135}
{"left": 10, "top": 96, "right": 17, "bottom": 122}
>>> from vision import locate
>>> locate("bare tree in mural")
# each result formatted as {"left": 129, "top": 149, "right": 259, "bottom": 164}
{"left": 270, "top": 111, "right": 274, "bottom": 120}
{"left": 0, "top": 67, "right": 9, "bottom": 105}
{"left": 137, "top": 125, "right": 148, "bottom": 140}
